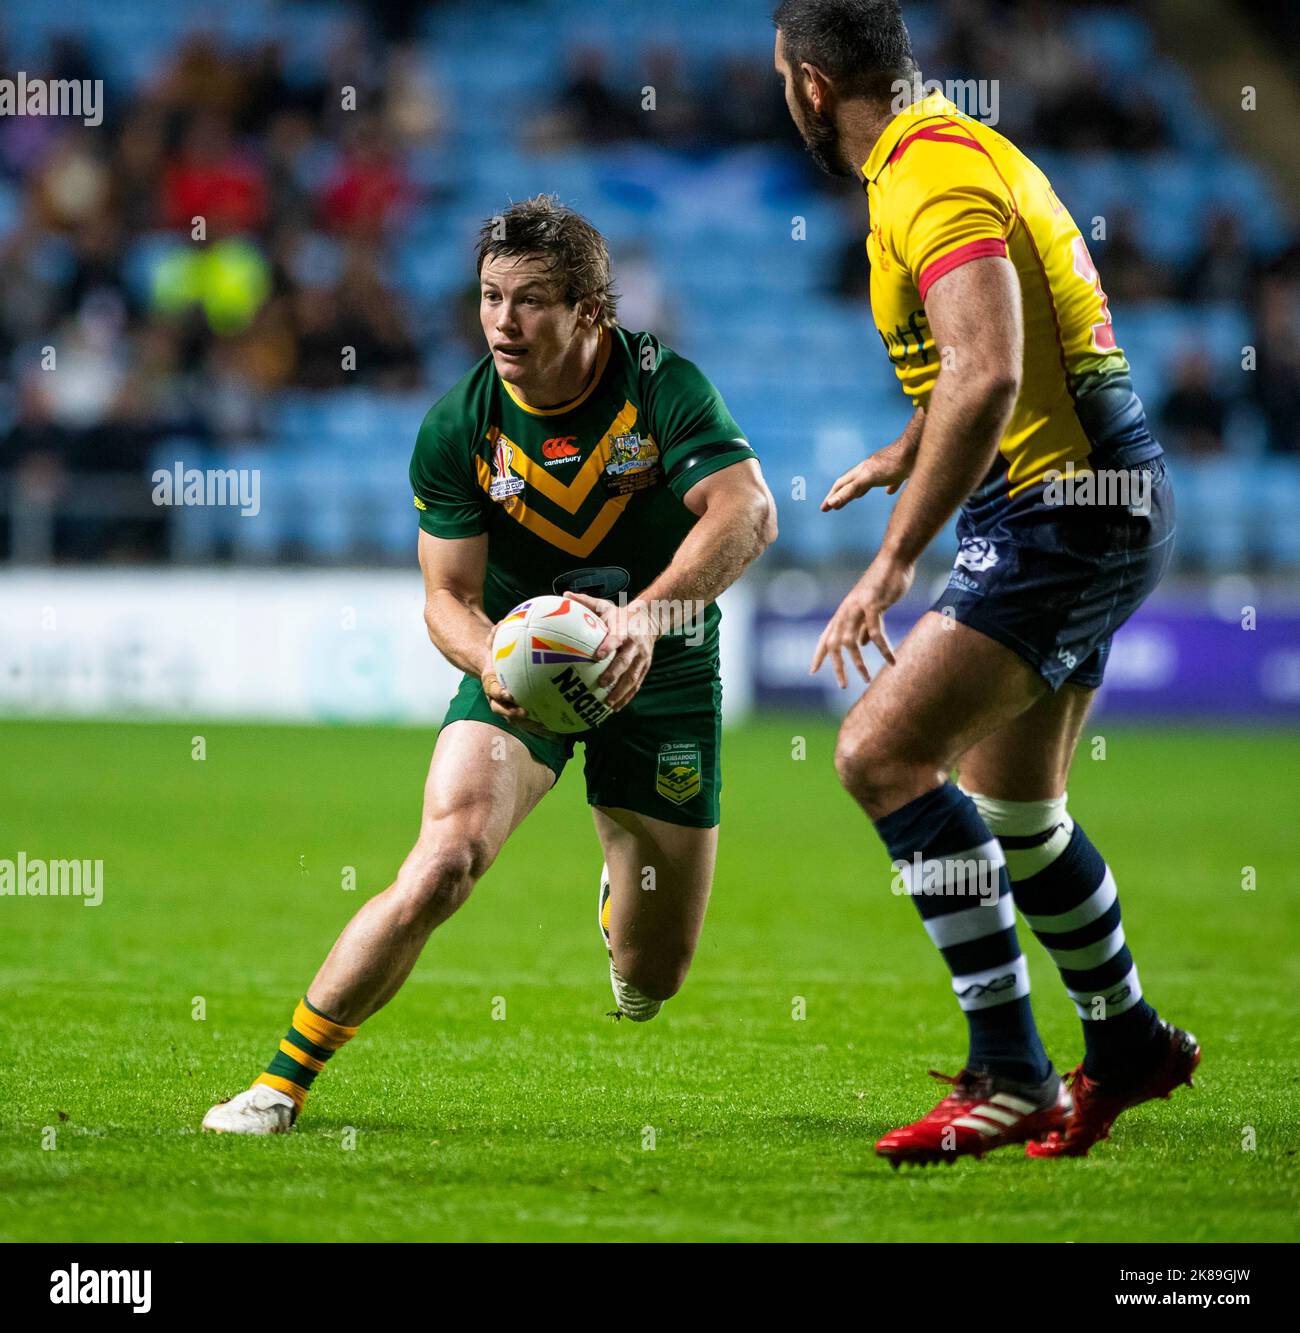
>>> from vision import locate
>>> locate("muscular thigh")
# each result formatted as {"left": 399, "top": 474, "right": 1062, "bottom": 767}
{"left": 405, "top": 719, "right": 556, "bottom": 874}
{"left": 592, "top": 806, "right": 717, "bottom": 961}
{"left": 843, "top": 612, "right": 1049, "bottom": 773}
{"left": 957, "top": 683, "right": 1095, "bottom": 801}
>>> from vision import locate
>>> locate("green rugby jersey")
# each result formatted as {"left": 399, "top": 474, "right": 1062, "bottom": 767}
{"left": 409, "top": 326, "right": 756, "bottom": 670}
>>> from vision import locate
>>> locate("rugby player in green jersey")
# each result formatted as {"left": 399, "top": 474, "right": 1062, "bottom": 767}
{"left": 203, "top": 196, "right": 777, "bottom": 1134}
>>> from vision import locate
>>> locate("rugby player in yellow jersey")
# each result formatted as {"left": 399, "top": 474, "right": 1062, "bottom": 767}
{"left": 773, "top": 0, "right": 1199, "bottom": 1163}
{"left": 202, "top": 198, "right": 776, "bottom": 1134}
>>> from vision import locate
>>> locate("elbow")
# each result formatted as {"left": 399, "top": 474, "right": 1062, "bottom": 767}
{"left": 762, "top": 501, "right": 779, "bottom": 552}
{"left": 424, "top": 587, "right": 454, "bottom": 643}
{"left": 754, "top": 486, "right": 778, "bottom": 553}
{"left": 981, "top": 365, "right": 1022, "bottom": 411}
{"left": 935, "top": 356, "right": 1020, "bottom": 420}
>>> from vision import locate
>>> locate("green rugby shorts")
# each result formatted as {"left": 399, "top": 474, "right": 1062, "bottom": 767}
{"left": 440, "top": 662, "right": 722, "bottom": 829}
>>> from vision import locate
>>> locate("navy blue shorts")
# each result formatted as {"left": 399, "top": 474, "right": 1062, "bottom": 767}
{"left": 933, "top": 457, "right": 1175, "bottom": 690}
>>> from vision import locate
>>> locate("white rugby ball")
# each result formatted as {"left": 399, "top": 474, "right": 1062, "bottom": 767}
{"left": 490, "top": 595, "right": 614, "bottom": 734}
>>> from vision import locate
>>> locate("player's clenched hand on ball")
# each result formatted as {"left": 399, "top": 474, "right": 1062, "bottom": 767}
{"left": 810, "top": 555, "right": 914, "bottom": 688}
{"left": 480, "top": 635, "right": 559, "bottom": 738}
{"left": 480, "top": 665, "right": 523, "bottom": 719}
{"left": 564, "top": 590, "right": 660, "bottom": 711}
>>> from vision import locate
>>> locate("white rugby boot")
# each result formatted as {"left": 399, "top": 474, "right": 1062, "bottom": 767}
{"left": 202, "top": 1084, "right": 296, "bottom": 1134}
{"left": 597, "top": 862, "right": 613, "bottom": 956}
{"left": 599, "top": 862, "right": 663, "bottom": 1023}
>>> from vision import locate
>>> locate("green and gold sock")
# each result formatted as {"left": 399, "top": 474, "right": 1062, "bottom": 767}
{"left": 253, "top": 996, "right": 357, "bottom": 1115}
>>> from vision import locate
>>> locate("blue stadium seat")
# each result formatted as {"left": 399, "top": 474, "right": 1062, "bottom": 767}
{"left": 1181, "top": 458, "right": 1250, "bottom": 569}
{"left": 1260, "top": 459, "right": 1300, "bottom": 569}
{"left": 151, "top": 439, "right": 214, "bottom": 562}
{"left": 1067, "top": 8, "right": 1154, "bottom": 77}
{"left": 222, "top": 444, "right": 286, "bottom": 562}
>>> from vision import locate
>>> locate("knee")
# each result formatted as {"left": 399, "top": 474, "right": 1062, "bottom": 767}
{"left": 834, "top": 727, "right": 936, "bottom": 816}
{"left": 392, "top": 833, "right": 491, "bottom": 929}
{"left": 834, "top": 726, "right": 898, "bottom": 803}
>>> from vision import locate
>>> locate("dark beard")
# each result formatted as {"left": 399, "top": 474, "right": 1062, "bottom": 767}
{"left": 798, "top": 99, "right": 853, "bottom": 178}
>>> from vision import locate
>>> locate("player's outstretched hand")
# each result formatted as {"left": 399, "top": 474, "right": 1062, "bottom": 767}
{"left": 821, "top": 435, "right": 919, "bottom": 511}
{"left": 810, "top": 555, "right": 913, "bottom": 688}
{"left": 563, "top": 590, "right": 660, "bottom": 712}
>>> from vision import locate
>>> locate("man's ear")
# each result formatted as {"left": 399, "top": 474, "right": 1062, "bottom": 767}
{"left": 576, "top": 297, "right": 600, "bottom": 329}
{"left": 801, "top": 61, "right": 833, "bottom": 114}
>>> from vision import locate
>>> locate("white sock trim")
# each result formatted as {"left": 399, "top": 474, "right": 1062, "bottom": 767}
{"left": 1046, "top": 921, "right": 1127, "bottom": 971}
{"left": 965, "top": 791, "right": 1075, "bottom": 878}
{"left": 964, "top": 790, "right": 1071, "bottom": 838}
{"left": 891, "top": 837, "right": 1005, "bottom": 898}
{"left": 923, "top": 890, "right": 1015, "bottom": 949}
{"left": 1020, "top": 867, "right": 1117, "bottom": 933}
{"left": 1068, "top": 963, "right": 1144, "bottom": 1019}
{"left": 951, "top": 954, "right": 1030, "bottom": 1011}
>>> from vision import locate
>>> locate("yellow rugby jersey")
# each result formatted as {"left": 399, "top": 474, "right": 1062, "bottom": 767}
{"left": 861, "top": 93, "right": 1160, "bottom": 506}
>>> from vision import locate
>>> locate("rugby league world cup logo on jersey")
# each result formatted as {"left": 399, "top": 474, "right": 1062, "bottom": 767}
{"left": 489, "top": 436, "right": 526, "bottom": 502}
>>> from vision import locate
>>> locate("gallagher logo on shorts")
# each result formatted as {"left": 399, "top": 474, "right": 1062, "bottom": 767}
{"left": 954, "top": 537, "right": 999, "bottom": 573}
{"left": 656, "top": 742, "right": 701, "bottom": 805}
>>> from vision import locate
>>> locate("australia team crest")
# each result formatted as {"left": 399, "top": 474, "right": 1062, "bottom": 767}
{"left": 602, "top": 433, "right": 661, "bottom": 496}
{"left": 655, "top": 741, "right": 701, "bottom": 805}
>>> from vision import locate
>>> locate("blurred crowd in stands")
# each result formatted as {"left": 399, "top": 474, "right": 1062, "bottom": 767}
{"left": 0, "top": 25, "right": 430, "bottom": 496}
{"left": 1, "top": 0, "right": 1298, "bottom": 564}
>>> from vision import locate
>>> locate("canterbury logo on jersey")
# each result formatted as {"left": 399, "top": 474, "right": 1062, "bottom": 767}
{"left": 542, "top": 436, "right": 580, "bottom": 465}
{"left": 475, "top": 404, "right": 642, "bottom": 558}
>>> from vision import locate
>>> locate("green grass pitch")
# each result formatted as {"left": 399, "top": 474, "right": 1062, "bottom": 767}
{"left": 1, "top": 716, "right": 1296, "bottom": 1242}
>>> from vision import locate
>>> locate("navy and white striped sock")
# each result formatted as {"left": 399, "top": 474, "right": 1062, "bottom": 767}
{"left": 968, "top": 793, "right": 1162, "bottom": 1081}
{"left": 875, "top": 782, "right": 1051, "bottom": 1085}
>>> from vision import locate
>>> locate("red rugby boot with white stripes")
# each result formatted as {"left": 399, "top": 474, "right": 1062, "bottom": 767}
{"left": 875, "top": 1067, "right": 1071, "bottom": 1167}
{"left": 1026, "top": 1021, "right": 1200, "bottom": 1159}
